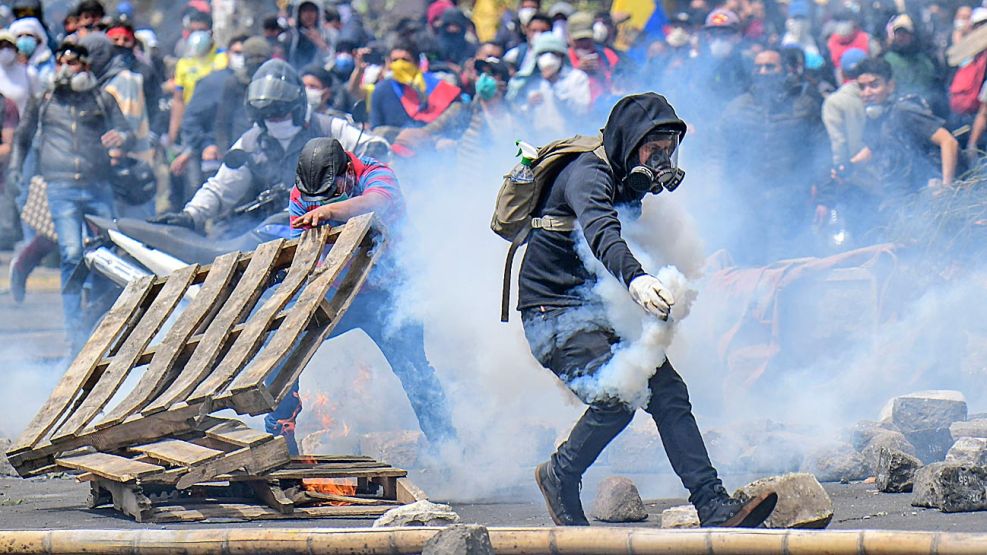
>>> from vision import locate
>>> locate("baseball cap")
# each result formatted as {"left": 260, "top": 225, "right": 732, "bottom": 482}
{"left": 567, "top": 11, "right": 595, "bottom": 40}
{"left": 705, "top": 8, "right": 740, "bottom": 29}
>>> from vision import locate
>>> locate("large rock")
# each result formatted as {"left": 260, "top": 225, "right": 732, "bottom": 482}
{"left": 950, "top": 420, "right": 987, "bottom": 441}
{"left": 946, "top": 438, "right": 987, "bottom": 466}
{"left": 911, "top": 462, "right": 987, "bottom": 513}
{"left": 861, "top": 431, "right": 916, "bottom": 470}
{"left": 904, "top": 428, "right": 956, "bottom": 464}
{"left": 890, "top": 391, "right": 967, "bottom": 434}
{"left": 591, "top": 476, "right": 648, "bottom": 523}
{"left": 849, "top": 420, "right": 891, "bottom": 451}
{"left": 735, "top": 473, "right": 833, "bottom": 529}
{"left": 422, "top": 525, "right": 494, "bottom": 555}
{"left": 660, "top": 505, "right": 699, "bottom": 528}
{"left": 876, "top": 448, "right": 923, "bottom": 493}
{"left": 805, "top": 444, "right": 871, "bottom": 483}
{"left": 372, "top": 500, "right": 461, "bottom": 527}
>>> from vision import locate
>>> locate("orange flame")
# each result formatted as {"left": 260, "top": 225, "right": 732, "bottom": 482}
{"left": 302, "top": 478, "right": 358, "bottom": 505}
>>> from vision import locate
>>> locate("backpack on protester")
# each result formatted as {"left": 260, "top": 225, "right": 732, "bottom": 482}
{"left": 949, "top": 51, "right": 987, "bottom": 115}
{"left": 491, "top": 134, "right": 610, "bottom": 322}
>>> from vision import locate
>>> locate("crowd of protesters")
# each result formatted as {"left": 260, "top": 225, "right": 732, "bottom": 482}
{"left": 0, "top": 0, "right": 981, "bottom": 346}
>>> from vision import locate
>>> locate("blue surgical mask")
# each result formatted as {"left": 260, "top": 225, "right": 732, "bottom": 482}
{"left": 475, "top": 73, "right": 498, "bottom": 100}
{"left": 16, "top": 35, "right": 37, "bottom": 57}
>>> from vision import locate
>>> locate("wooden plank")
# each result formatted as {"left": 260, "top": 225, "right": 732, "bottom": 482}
{"left": 396, "top": 477, "right": 428, "bottom": 504}
{"left": 226, "top": 215, "right": 378, "bottom": 413}
{"left": 52, "top": 267, "right": 199, "bottom": 441}
{"left": 247, "top": 481, "right": 294, "bottom": 514}
{"left": 290, "top": 455, "right": 376, "bottom": 464}
{"left": 56, "top": 452, "right": 164, "bottom": 483}
{"left": 143, "top": 239, "right": 284, "bottom": 415}
{"left": 148, "top": 502, "right": 390, "bottom": 523}
{"left": 186, "top": 228, "right": 328, "bottom": 405}
{"left": 9, "top": 276, "right": 157, "bottom": 456}
{"left": 226, "top": 467, "right": 407, "bottom": 481}
{"left": 293, "top": 491, "right": 400, "bottom": 506}
{"left": 206, "top": 427, "right": 271, "bottom": 448}
{"left": 265, "top": 240, "right": 380, "bottom": 409}
{"left": 100, "top": 253, "right": 239, "bottom": 426}
{"left": 168, "top": 436, "right": 290, "bottom": 489}
{"left": 130, "top": 439, "right": 224, "bottom": 467}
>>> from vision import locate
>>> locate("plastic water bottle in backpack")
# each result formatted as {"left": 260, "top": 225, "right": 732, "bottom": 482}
{"left": 509, "top": 141, "right": 538, "bottom": 186}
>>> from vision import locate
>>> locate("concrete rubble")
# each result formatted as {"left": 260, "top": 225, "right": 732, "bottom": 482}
{"left": 735, "top": 473, "right": 833, "bottom": 529}
{"left": 946, "top": 438, "right": 987, "bottom": 466}
{"left": 911, "top": 462, "right": 987, "bottom": 513}
{"left": 861, "top": 430, "right": 917, "bottom": 471}
{"left": 590, "top": 476, "right": 648, "bottom": 523}
{"left": 660, "top": 504, "right": 699, "bottom": 528}
{"left": 876, "top": 447, "right": 923, "bottom": 493}
{"left": 950, "top": 419, "right": 987, "bottom": 441}
{"left": 422, "top": 524, "right": 495, "bottom": 555}
{"left": 889, "top": 391, "right": 968, "bottom": 463}
{"left": 806, "top": 443, "right": 871, "bottom": 483}
{"left": 0, "top": 438, "right": 17, "bottom": 478}
{"left": 373, "top": 500, "right": 461, "bottom": 527}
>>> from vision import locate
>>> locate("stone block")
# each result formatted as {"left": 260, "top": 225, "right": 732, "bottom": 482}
{"left": 890, "top": 391, "right": 967, "bottom": 434}
{"left": 876, "top": 448, "right": 923, "bottom": 493}
{"left": 946, "top": 438, "right": 987, "bottom": 466}
{"left": 861, "top": 431, "right": 916, "bottom": 470}
{"left": 911, "top": 462, "right": 987, "bottom": 513}
{"left": 373, "top": 500, "right": 461, "bottom": 527}
{"left": 591, "top": 476, "right": 648, "bottom": 523}
{"left": 422, "top": 525, "right": 494, "bottom": 555}
{"left": 950, "top": 420, "right": 987, "bottom": 441}
{"left": 660, "top": 505, "right": 699, "bottom": 528}
{"left": 735, "top": 473, "right": 833, "bottom": 529}
{"left": 805, "top": 443, "right": 870, "bottom": 483}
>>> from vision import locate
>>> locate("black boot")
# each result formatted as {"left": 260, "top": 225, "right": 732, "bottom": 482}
{"left": 697, "top": 487, "right": 778, "bottom": 528}
{"left": 534, "top": 461, "right": 589, "bottom": 526}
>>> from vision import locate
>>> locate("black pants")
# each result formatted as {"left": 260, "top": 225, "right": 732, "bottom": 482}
{"left": 522, "top": 306, "right": 723, "bottom": 508}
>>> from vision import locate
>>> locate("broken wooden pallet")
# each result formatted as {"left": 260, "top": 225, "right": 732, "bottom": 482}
{"left": 85, "top": 456, "right": 426, "bottom": 522}
{"left": 6, "top": 213, "right": 381, "bottom": 490}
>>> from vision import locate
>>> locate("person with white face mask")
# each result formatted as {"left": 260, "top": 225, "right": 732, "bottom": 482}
{"left": 0, "top": 31, "right": 39, "bottom": 117}
{"left": 7, "top": 40, "right": 133, "bottom": 353}
{"left": 153, "top": 60, "right": 388, "bottom": 232}
{"left": 506, "top": 32, "right": 590, "bottom": 140}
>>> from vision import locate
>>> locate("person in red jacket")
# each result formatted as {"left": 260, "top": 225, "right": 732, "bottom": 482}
{"left": 827, "top": 11, "right": 873, "bottom": 71}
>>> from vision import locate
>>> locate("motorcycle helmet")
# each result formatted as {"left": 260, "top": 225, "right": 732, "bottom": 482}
{"left": 295, "top": 138, "right": 351, "bottom": 202}
{"left": 246, "top": 59, "right": 307, "bottom": 128}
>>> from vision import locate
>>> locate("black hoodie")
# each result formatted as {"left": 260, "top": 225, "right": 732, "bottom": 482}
{"left": 517, "top": 93, "right": 687, "bottom": 311}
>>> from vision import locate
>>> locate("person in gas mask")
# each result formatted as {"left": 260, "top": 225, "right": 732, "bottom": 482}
{"left": 516, "top": 92, "right": 777, "bottom": 528}
{"left": 168, "top": 10, "right": 227, "bottom": 149}
{"left": 150, "top": 59, "right": 385, "bottom": 232}
{"left": 718, "top": 48, "right": 827, "bottom": 262}
{"left": 9, "top": 41, "right": 133, "bottom": 353}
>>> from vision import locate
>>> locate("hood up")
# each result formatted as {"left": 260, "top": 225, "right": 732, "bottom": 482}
{"left": 601, "top": 92, "right": 687, "bottom": 182}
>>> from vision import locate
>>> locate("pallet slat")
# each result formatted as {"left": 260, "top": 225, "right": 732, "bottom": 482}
{"left": 53, "top": 266, "right": 199, "bottom": 440}
{"left": 56, "top": 452, "right": 164, "bottom": 483}
{"left": 131, "top": 439, "right": 224, "bottom": 467}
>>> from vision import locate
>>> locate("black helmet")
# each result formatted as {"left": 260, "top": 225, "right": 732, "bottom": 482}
{"left": 295, "top": 138, "right": 351, "bottom": 202}
{"left": 246, "top": 59, "right": 307, "bottom": 127}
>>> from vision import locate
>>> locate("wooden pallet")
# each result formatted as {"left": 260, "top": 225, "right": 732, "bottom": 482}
{"left": 85, "top": 456, "right": 426, "bottom": 523}
{"left": 5, "top": 214, "right": 381, "bottom": 491}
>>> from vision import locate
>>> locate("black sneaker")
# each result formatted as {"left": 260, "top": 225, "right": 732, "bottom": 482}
{"left": 534, "top": 461, "right": 589, "bottom": 526}
{"left": 698, "top": 491, "right": 778, "bottom": 528}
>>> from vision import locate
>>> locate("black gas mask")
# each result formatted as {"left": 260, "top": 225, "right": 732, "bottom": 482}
{"left": 625, "top": 130, "right": 685, "bottom": 195}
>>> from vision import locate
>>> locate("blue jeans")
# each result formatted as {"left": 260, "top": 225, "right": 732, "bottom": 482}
{"left": 46, "top": 181, "right": 115, "bottom": 352}
{"left": 266, "top": 288, "right": 456, "bottom": 454}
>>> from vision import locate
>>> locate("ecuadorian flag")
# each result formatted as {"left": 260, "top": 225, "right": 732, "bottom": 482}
{"left": 612, "top": 0, "right": 669, "bottom": 55}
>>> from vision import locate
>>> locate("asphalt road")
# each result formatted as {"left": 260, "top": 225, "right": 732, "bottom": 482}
{"left": 2, "top": 475, "right": 987, "bottom": 531}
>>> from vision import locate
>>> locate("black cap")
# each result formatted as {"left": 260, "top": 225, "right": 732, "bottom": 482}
{"left": 295, "top": 138, "right": 350, "bottom": 202}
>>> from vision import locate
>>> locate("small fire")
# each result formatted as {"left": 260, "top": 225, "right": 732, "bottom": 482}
{"left": 302, "top": 478, "right": 358, "bottom": 506}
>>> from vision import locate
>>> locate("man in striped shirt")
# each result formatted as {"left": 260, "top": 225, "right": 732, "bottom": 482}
{"left": 266, "top": 138, "right": 455, "bottom": 454}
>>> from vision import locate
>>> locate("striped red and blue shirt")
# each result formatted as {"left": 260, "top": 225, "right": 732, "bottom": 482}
{"left": 288, "top": 152, "right": 402, "bottom": 238}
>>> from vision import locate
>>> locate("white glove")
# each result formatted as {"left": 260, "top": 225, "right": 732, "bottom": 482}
{"left": 628, "top": 274, "right": 675, "bottom": 320}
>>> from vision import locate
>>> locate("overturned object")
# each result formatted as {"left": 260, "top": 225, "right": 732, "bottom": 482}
{"left": 591, "top": 476, "right": 648, "bottom": 523}
{"left": 735, "top": 473, "right": 833, "bottom": 529}
{"left": 911, "top": 462, "right": 987, "bottom": 512}
{"left": 373, "top": 500, "right": 461, "bottom": 527}
{"left": 876, "top": 448, "right": 923, "bottom": 493}
{"left": 2, "top": 216, "right": 418, "bottom": 522}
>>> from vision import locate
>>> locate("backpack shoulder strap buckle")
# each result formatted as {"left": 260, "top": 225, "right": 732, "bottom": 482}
{"left": 530, "top": 215, "right": 575, "bottom": 232}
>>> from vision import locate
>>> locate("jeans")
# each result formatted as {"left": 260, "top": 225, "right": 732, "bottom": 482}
{"left": 522, "top": 305, "right": 724, "bottom": 508}
{"left": 46, "top": 181, "right": 115, "bottom": 352}
{"left": 266, "top": 288, "right": 456, "bottom": 453}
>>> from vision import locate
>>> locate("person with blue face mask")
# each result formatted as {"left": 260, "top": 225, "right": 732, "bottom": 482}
{"left": 8, "top": 16, "right": 52, "bottom": 85}
{"left": 457, "top": 57, "right": 524, "bottom": 168}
